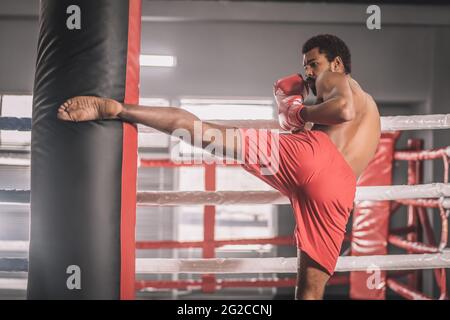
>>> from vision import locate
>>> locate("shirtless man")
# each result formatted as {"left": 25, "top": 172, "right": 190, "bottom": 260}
{"left": 57, "top": 34, "right": 380, "bottom": 300}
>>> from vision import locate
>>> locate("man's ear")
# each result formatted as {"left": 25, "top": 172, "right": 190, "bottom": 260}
{"left": 331, "top": 56, "right": 344, "bottom": 72}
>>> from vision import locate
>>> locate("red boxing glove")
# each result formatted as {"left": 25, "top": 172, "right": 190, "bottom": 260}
{"left": 273, "top": 74, "right": 309, "bottom": 131}
{"left": 279, "top": 95, "right": 306, "bottom": 131}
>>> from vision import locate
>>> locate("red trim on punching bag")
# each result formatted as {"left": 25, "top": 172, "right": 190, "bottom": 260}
{"left": 120, "top": 0, "right": 141, "bottom": 300}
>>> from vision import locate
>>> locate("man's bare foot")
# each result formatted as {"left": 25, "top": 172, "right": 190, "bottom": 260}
{"left": 57, "top": 96, "right": 123, "bottom": 122}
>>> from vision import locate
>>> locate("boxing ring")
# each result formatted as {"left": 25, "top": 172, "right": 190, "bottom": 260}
{"left": 0, "top": 112, "right": 449, "bottom": 299}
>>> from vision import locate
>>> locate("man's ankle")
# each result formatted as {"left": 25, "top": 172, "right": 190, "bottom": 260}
{"left": 117, "top": 103, "right": 129, "bottom": 119}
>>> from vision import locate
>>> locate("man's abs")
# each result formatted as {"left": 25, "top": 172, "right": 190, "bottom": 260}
{"left": 313, "top": 80, "right": 381, "bottom": 178}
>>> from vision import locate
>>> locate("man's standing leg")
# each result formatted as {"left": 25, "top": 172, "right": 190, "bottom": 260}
{"left": 295, "top": 250, "right": 331, "bottom": 300}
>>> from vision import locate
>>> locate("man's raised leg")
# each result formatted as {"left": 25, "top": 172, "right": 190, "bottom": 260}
{"left": 58, "top": 96, "right": 243, "bottom": 160}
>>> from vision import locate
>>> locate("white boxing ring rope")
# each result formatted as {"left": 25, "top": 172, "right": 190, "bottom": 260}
{"left": 137, "top": 183, "right": 450, "bottom": 206}
{"left": 2, "top": 184, "right": 449, "bottom": 207}
{"left": 135, "top": 250, "right": 450, "bottom": 274}
{"left": 1, "top": 251, "right": 449, "bottom": 274}
{"left": 0, "top": 279, "right": 27, "bottom": 291}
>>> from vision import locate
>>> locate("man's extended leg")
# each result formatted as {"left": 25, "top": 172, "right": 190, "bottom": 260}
{"left": 57, "top": 96, "right": 242, "bottom": 160}
{"left": 295, "top": 250, "right": 331, "bottom": 300}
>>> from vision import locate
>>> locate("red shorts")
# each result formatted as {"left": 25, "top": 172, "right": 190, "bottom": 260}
{"left": 239, "top": 128, "right": 356, "bottom": 275}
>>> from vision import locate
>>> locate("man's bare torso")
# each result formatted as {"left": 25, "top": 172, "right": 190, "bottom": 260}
{"left": 313, "top": 77, "right": 381, "bottom": 179}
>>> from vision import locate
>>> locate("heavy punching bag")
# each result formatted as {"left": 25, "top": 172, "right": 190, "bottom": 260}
{"left": 29, "top": 0, "right": 141, "bottom": 299}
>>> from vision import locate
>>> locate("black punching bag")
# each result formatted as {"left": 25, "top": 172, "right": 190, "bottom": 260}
{"left": 29, "top": 0, "right": 141, "bottom": 299}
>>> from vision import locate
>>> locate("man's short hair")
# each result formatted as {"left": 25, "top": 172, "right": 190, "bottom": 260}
{"left": 302, "top": 34, "right": 351, "bottom": 74}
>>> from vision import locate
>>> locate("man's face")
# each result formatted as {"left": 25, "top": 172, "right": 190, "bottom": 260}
{"left": 302, "top": 47, "right": 332, "bottom": 96}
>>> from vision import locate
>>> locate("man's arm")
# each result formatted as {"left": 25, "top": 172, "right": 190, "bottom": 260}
{"left": 301, "top": 71, "right": 355, "bottom": 125}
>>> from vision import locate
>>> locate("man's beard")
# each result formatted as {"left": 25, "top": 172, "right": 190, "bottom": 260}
{"left": 306, "top": 77, "right": 317, "bottom": 96}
